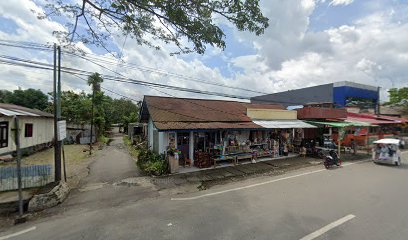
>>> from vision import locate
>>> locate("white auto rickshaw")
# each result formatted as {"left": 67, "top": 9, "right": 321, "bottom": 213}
{"left": 372, "top": 139, "right": 402, "bottom": 166}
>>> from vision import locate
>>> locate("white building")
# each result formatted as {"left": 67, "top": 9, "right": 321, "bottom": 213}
{"left": 0, "top": 103, "right": 54, "bottom": 156}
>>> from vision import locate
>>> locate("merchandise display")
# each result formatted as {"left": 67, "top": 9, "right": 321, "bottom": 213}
{"left": 166, "top": 128, "right": 307, "bottom": 169}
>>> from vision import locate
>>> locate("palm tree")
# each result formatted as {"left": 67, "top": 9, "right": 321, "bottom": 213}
{"left": 87, "top": 73, "right": 103, "bottom": 155}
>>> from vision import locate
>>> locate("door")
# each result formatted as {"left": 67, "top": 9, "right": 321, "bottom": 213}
{"left": 0, "top": 121, "right": 8, "bottom": 148}
{"left": 177, "top": 132, "right": 190, "bottom": 161}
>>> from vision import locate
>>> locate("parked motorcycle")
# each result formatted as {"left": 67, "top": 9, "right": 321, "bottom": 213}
{"left": 324, "top": 150, "right": 341, "bottom": 169}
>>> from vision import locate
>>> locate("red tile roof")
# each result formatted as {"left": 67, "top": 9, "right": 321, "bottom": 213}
{"left": 346, "top": 112, "right": 407, "bottom": 125}
{"left": 142, "top": 96, "right": 283, "bottom": 122}
{"left": 154, "top": 121, "right": 263, "bottom": 131}
{"left": 140, "top": 96, "right": 284, "bottom": 130}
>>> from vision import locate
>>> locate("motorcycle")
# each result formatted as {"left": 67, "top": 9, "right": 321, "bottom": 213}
{"left": 324, "top": 150, "right": 341, "bottom": 169}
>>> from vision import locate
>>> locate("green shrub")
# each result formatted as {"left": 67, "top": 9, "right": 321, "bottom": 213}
{"left": 99, "top": 135, "right": 110, "bottom": 144}
{"left": 123, "top": 135, "right": 131, "bottom": 146}
{"left": 136, "top": 147, "right": 168, "bottom": 176}
{"left": 143, "top": 160, "right": 168, "bottom": 176}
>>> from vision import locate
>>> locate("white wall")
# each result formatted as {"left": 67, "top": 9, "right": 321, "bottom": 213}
{"left": 0, "top": 116, "right": 54, "bottom": 155}
{"left": 148, "top": 117, "right": 154, "bottom": 150}
{"left": 158, "top": 132, "right": 165, "bottom": 154}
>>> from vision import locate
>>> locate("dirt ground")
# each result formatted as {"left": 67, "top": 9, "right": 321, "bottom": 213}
{"left": 0, "top": 144, "right": 97, "bottom": 190}
{"left": 0, "top": 144, "right": 102, "bottom": 227}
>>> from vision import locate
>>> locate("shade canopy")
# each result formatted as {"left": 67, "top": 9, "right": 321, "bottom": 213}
{"left": 306, "top": 121, "right": 371, "bottom": 127}
{"left": 253, "top": 120, "right": 317, "bottom": 129}
{"left": 373, "top": 139, "right": 400, "bottom": 145}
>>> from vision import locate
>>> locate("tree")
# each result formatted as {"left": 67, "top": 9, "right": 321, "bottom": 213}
{"left": 0, "top": 88, "right": 49, "bottom": 111}
{"left": 88, "top": 73, "right": 105, "bottom": 136}
{"left": 0, "top": 90, "right": 11, "bottom": 103}
{"left": 386, "top": 87, "right": 408, "bottom": 105}
{"left": 386, "top": 87, "right": 408, "bottom": 114}
{"left": 106, "top": 98, "right": 140, "bottom": 132}
{"left": 39, "top": 0, "right": 269, "bottom": 55}
{"left": 60, "top": 91, "right": 92, "bottom": 124}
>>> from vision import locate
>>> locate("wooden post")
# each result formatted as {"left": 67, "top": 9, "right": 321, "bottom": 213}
{"left": 338, "top": 139, "right": 341, "bottom": 158}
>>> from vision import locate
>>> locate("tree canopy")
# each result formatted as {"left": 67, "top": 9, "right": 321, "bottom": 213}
{"left": 46, "top": 89, "right": 140, "bottom": 132}
{"left": 386, "top": 87, "right": 408, "bottom": 114}
{"left": 0, "top": 88, "right": 49, "bottom": 111}
{"left": 386, "top": 87, "right": 408, "bottom": 105}
{"left": 39, "top": 0, "right": 269, "bottom": 54}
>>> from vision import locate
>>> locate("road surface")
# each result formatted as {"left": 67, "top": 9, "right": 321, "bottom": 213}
{"left": 1, "top": 152, "right": 407, "bottom": 240}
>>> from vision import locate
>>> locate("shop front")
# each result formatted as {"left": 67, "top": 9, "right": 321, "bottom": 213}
{"left": 163, "top": 122, "right": 316, "bottom": 173}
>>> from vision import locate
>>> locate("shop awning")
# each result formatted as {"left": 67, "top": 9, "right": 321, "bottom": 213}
{"left": 252, "top": 120, "right": 317, "bottom": 129}
{"left": 306, "top": 121, "right": 370, "bottom": 127}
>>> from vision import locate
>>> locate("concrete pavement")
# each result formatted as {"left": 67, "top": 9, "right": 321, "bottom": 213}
{"left": 42, "top": 136, "right": 159, "bottom": 215}
{"left": 1, "top": 152, "right": 407, "bottom": 240}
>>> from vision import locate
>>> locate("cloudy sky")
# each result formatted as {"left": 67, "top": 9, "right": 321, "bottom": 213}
{"left": 0, "top": 0, "right": 407, "bottom": 103}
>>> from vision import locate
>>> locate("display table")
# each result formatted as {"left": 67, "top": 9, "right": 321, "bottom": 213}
{"left": 213, "top": 152, "right": 252, "bottom": 168}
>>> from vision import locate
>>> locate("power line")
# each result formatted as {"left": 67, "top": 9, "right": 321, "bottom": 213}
{"left": 63, "top": 51, "right": 277, "bottom": 118}
{"left": 71, "top": 74, "right": 207, "bottom": 121}
{"left": 0, "top": 39, "right": 268, "bottom": 95}
{"left": 0, "top": 55, "right": 253, "bottom": 100}
{"left": 0, "top": 55, "right": 320, "bottom": 106}
{"left": 64, "top": 51, "right": 268, "bottom": 94}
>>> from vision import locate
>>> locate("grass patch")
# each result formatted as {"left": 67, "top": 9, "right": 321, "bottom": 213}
{"left": 123, "top": 135, "right": 139, "bottom": 159}
{"left": 0, "top": 145, "right": 89, "bottom": 167}
{"left": 98, "top": 135, "right": 110, "bottom": 145}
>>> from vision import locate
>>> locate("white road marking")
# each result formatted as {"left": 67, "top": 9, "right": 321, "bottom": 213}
{"left": 299, "top": 214, "right": 356, "bottom": 240}
{"left": 171, "top": 159, "right": 370, "bottom": 201}
{"left": 0, "top": 226, "right": 36, "bottom": 240}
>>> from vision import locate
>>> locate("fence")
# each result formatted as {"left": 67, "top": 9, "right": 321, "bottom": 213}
{"left": 0, "top": 165, "right": 53, "bottom": 191}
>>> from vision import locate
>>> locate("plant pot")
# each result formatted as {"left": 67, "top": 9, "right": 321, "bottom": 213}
{"left": 169, "top": 154, "right": 179, "bottom": 173}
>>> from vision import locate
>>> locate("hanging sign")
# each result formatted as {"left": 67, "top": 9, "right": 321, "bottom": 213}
{"left": 57, "top": 120, "right": 67, "bottom": 141}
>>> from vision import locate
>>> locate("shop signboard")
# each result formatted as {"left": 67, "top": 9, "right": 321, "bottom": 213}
{"left": 57, "top": 120, "right": 66, "bottom": 141}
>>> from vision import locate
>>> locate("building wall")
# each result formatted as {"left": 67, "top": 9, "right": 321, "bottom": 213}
{"left": 247, "top": 109, "right": 297, "bottom": 120}
{"left": 0, "top": 116, "right": 54, "bottom": 155}
{"left": 159, "top": 132, "right": 166, "bottom": 154}
{"left": 148, "top": 117, "right": 154, "bottom": 150}
{"left": 251, "top": 84, "right": 333, "bottom": 107}
{"left": 333, "top": 86, "right": 379, "bottom": 107}
{"left": 297, "top": 107, "right": 347, "bottom": 119}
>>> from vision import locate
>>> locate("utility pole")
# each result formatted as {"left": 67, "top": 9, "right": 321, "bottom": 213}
{"left": 53, "top": 43, "right": 62, "bottom": 182}
{"left": 58, "top": 46, "right": 66, "bottom": 182}
{"left": 89, "top": 88, "right": 94, "bottom": 155}
{"left": 14, "top": 117, "right": 23, "bottom": 218}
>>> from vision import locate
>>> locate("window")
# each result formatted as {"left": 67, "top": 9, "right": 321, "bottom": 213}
{"left": 25, "top": 123, "right": 33, "bottom": 138}
{"left": 0, "top": 121, "right": 8, "bottom": 148}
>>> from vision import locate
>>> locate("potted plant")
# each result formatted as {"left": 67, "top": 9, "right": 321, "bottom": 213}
{"left": 167, "top": 146, "right": 179, "bottom": 173}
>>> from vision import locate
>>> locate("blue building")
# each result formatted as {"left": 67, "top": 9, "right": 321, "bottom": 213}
{"left": 251, "top": 81, "right": 380, "bottom": 109}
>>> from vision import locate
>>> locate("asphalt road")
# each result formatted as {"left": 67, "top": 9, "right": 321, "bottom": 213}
{"left": 1, "top": 152, "right": 407, "bottom": 240}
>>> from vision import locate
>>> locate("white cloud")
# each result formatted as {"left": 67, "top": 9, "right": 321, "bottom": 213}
{"left": 0, "top": 0, "right": 407, "bottom": 105}
{"left": 227, "top": 0, "right": 408, "bottom": 101}
{"left": 329, "top": 0, "right": 354, "bottom": 6}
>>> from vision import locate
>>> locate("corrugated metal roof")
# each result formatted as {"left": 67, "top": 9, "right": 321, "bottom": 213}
{"left": 253, "top": 120, "right": 317, "bottom": 129}
{"left": 0, "top": 103, "right": 53, "bottom": 117}
{"left": 306, "top": 121, "right": 370, "bottom": 127}
{"left": 345, "top": 117, "right": 393, "bottom": 125}
{"left": 347, "top": 112, "right": 406, "bottom": 124}
{"left": 0, "top": 108, "right": 25, "bottom": 116}
{"left": 142, "top": 96, "right": 284, "bottom": 123}
{"left": 154, "top": 121, "right": 263, "bottom": 131}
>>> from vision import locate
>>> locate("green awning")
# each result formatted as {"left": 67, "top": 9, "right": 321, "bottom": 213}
{"left": 306, "top": 121, "right": 371, "bottom": 127}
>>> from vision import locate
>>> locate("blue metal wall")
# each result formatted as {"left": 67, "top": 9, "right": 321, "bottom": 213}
{"left": 333, "top": 86, "right": 378, "bottom": 107}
